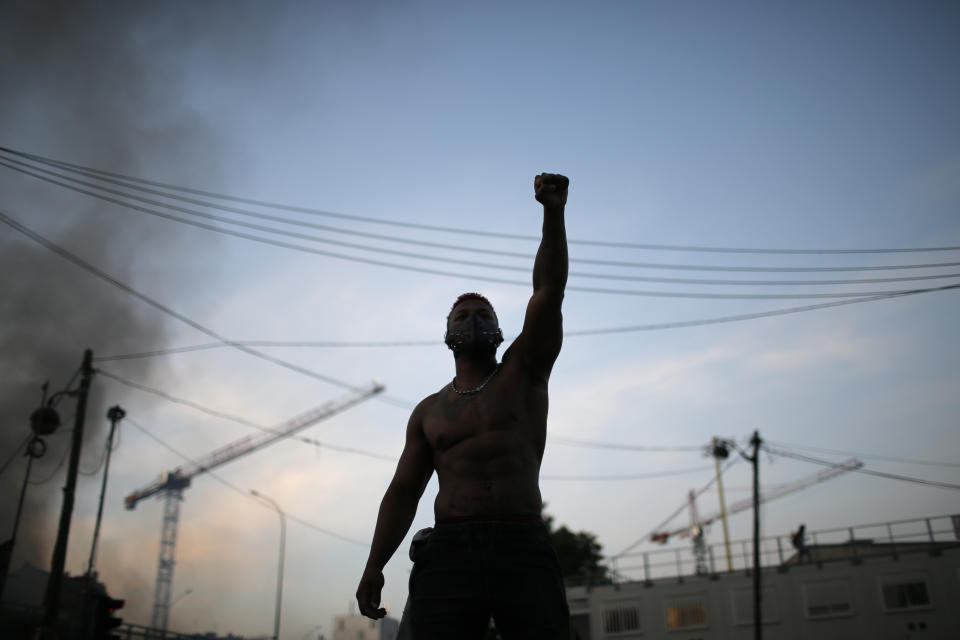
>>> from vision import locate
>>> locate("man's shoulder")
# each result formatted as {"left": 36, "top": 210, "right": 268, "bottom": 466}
{"left": 499, "top": 339, "right": 552, "bottom": 384}
{"left": 412, "top": 388, "right": 446, "bottom": 419}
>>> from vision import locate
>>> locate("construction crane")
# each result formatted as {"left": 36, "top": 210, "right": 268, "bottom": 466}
{"left": 650, "top": 457, "right": 863, "bottom": 572}
{"left": 124, "top": 382, "right": 384, "bottom": 633}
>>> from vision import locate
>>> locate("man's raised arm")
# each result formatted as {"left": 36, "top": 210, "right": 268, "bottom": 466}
{"left": 517, "top": 173, "right": 569, "bottom": 370}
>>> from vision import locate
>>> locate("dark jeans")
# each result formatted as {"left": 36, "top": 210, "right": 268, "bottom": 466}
{"left": 406, "top": 519, "right": 570, "bottom": 639}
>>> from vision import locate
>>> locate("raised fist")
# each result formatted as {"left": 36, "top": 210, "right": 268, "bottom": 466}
{"left": 534, "top": 173, "right": 569, "bottom": 209}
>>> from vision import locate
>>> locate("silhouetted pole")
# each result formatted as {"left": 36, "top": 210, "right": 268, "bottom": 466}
{"left": 41, "top": 349, "right": 94, "bottom": 637}
{"left": 0, "top": 437, "right": 46, "bottom": 602}
{"left": 251, "top": 490, "right": 287, "bottom": 640}
{"left": 711, "top": 437, "right": 733, "bottom": 571}
{"left": 86, "top": 405, "right": 125, "bottom": 576}
{"left": 750, "top": 430, "right": 762, "bottom": 640}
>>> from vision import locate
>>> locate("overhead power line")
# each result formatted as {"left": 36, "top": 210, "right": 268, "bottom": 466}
{"left": 93, "top": 279, "right": 960, "bottom": 362}
{"left": 764, "top": 439, "right": 960, "bottom": 469}
{"left": 28, "top": 439, "right": 72, "bottom": 485}
{"left": 562, "top": 284, "right": 960, "bottom": 335}
{"left": 106, "top": 364, "right": 724, "bottom": 482}
{"left": 5, "top": 160, "right": 955, "bottom": 301}
{"left": 100, "top": 369, "right": 399, "bottom": 461}
{"left": 99, "top": 369, "right": 269, "bottom": 430}
{"left": 4, "top": 145, "right": 959, "bottom": 255}
{"left": 100, "top": 368, "right": 717, "bottom": 466}
{"left": 95, "top": 340, "right": 441, "bottom": 361}
{"left": 78, "top": 425, "right": 116, "bottom": 476}
{"left": 0, "top": 433, "right": 33, "bottom": 479}
{"left": 5, "top": 151, "right": 960, "bottom": 278}
{"left": 762, "top": 445, "right": 960, "bottom": 491}
{"left": 95, "top": 281, "right": 960, "bottom": 362}
{"left": 548, "top": 437, "right": 704, "bottom": 452}
{"left": 0, "top": 209, "right": 376, "bottom": 394}
{"left": 541, "top": 465, "right": 714, "bottom": 481}
{"left": 123, "top": 415, "right": 369, "bottom": 546}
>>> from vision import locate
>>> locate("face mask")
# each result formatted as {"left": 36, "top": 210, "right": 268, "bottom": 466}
{"left": 445, "top": 314, "right": 503, "bottom": 355}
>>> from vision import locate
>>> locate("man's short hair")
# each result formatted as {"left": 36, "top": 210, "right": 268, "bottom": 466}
{"left": 447, "top": 292, "right": 496, "bottom": 320}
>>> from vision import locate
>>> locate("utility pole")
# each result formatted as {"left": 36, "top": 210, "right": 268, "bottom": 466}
{"left": 86, "top": 405, "right": 125, "bottom": 576}
{"left": 749, "top": 430, "right": 762, "bottom": 640}
{"left": 0, "top": 437, "right": 48, "bottom": 602}
{"left": 41, "top": 349, "right": 94, "bottom": 639}
{"left": 711, "top": 437, "right": 733, "bottom": 571}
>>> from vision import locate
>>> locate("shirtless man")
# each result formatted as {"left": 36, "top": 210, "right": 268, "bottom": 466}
{"left": 356, "top": 173, "right": 570, "bottom": 639}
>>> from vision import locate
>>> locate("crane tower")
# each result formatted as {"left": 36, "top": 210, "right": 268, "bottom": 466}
{"left": 124, "top": 382, "right": 384, "bottom": 633}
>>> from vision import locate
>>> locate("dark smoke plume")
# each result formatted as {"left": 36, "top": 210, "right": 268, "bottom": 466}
{"left": 0, "top": 1, "right": 225, "bottom": 586}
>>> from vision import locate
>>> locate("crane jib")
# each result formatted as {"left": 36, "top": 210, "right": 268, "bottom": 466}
{"left": 122, "top": 382, "right": 384, "bottom": 510}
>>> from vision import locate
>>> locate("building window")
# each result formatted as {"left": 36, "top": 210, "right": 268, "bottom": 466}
{"left": 731, "top": 588, "right": 779, "bottom": 625}
{"left": 803, "top": 580, "right": 853, "bottom": 619}
{"left": 880, "top": 573, "right": 932, "bottom": 612}
{"left": 602, "top": 603, "right": 641, "bottom": 635}
{"left": 665, "top": 596, "right": 707, "bottom": 630}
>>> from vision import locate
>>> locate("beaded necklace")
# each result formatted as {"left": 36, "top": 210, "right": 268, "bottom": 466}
{"left": 450, "top": 363, "right": 501, "bottom": 395}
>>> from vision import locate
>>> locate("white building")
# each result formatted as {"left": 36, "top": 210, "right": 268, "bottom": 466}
{"left": 332, "top": 613, "right": 400, "bottom": 640}
{"left": 566, "top": 514, "right": 960, "bottom": 639}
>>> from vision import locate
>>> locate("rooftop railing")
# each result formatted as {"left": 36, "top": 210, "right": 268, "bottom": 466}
{"left": 603, "top": 513, "right": 960, "bottom": 586}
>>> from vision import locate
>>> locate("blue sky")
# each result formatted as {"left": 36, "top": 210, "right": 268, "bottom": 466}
{"left": 1, "top": 2, "right": 958, "bottom": 637}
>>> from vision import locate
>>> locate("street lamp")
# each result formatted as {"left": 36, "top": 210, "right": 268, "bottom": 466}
{"left": 250, "top": 490, "right": 287, "bottom": 640}
{"left": 166, "top": 586, "right": 194, "bottom": 628}
{"left": 170, "top": 588, "right": 194, "bottom": 609}
{"left": 0, "top": 426, "right": 50, "bottom": 601}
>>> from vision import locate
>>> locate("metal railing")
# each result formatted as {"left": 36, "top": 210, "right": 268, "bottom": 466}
{"left": 608, "top": 514, "right": 960, "bottom": 584}
{"left": 114, "top": 622, "right": 197, "bottom": 639}
{"left": 0, "top": 605, "right": 196, "bottom": 640}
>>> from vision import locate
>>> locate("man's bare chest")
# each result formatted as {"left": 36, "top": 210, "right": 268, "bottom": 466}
{"left": 422, "top": 386, "right": 524, "bottom": 454}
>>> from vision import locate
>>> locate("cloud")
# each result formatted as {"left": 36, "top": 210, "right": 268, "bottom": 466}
{"left": 741, "top": 329, "right": 893, "bottom": 375}
{"left": 550, "top": 344, "right": 741, "bottom": 438}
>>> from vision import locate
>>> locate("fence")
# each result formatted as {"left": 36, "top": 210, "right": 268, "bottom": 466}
{"left": 608, "top": 513, "right": 960, "bottom": 584}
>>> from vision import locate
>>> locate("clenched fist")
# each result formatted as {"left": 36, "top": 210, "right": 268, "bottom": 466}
{"left": 356, "top": 567, "right": 387, "bottom": 620}
{"left": 534, "top": 173, "right": 569, "bottom": 210}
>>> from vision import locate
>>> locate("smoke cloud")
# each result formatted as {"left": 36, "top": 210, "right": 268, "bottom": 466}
{"left": 0, "top": 2, "right": 226, "bottom": 583}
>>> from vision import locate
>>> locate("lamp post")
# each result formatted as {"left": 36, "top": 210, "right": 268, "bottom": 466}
{"left": 0, "top": 434, "right": 49, "bottom": 601}
{"left": 251, "top": 490, "right": 287, "bottom": 640}
{"left": 86, "top": 405, "right": 125, "bottom": 576}
{"left": 171, "top": 587, "right": 193, "bottom": 606}
{"left": 169, "top": 587, "right": 194, "bottom": 620}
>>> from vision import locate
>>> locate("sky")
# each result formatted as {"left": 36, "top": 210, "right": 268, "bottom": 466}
{"left": 1, "top": 1, "right": 958, "bottom": 638}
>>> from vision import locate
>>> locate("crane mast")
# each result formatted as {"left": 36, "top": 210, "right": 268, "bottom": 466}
{"left": 124, "top": 382, "right": 384, "bottom": 633}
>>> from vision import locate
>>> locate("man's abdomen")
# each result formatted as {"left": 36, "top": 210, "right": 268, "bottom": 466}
{"left": 433, "top": 434, "right": 543, "bottom": 519}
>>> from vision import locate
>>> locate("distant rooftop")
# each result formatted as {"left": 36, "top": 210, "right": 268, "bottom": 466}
{"left": 603, "top": 513, "right": 960, "bottom": 586}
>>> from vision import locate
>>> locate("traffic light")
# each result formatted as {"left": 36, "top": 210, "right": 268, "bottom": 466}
{"left": 92, "top": 594, "right": 125, "bottom": 640}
